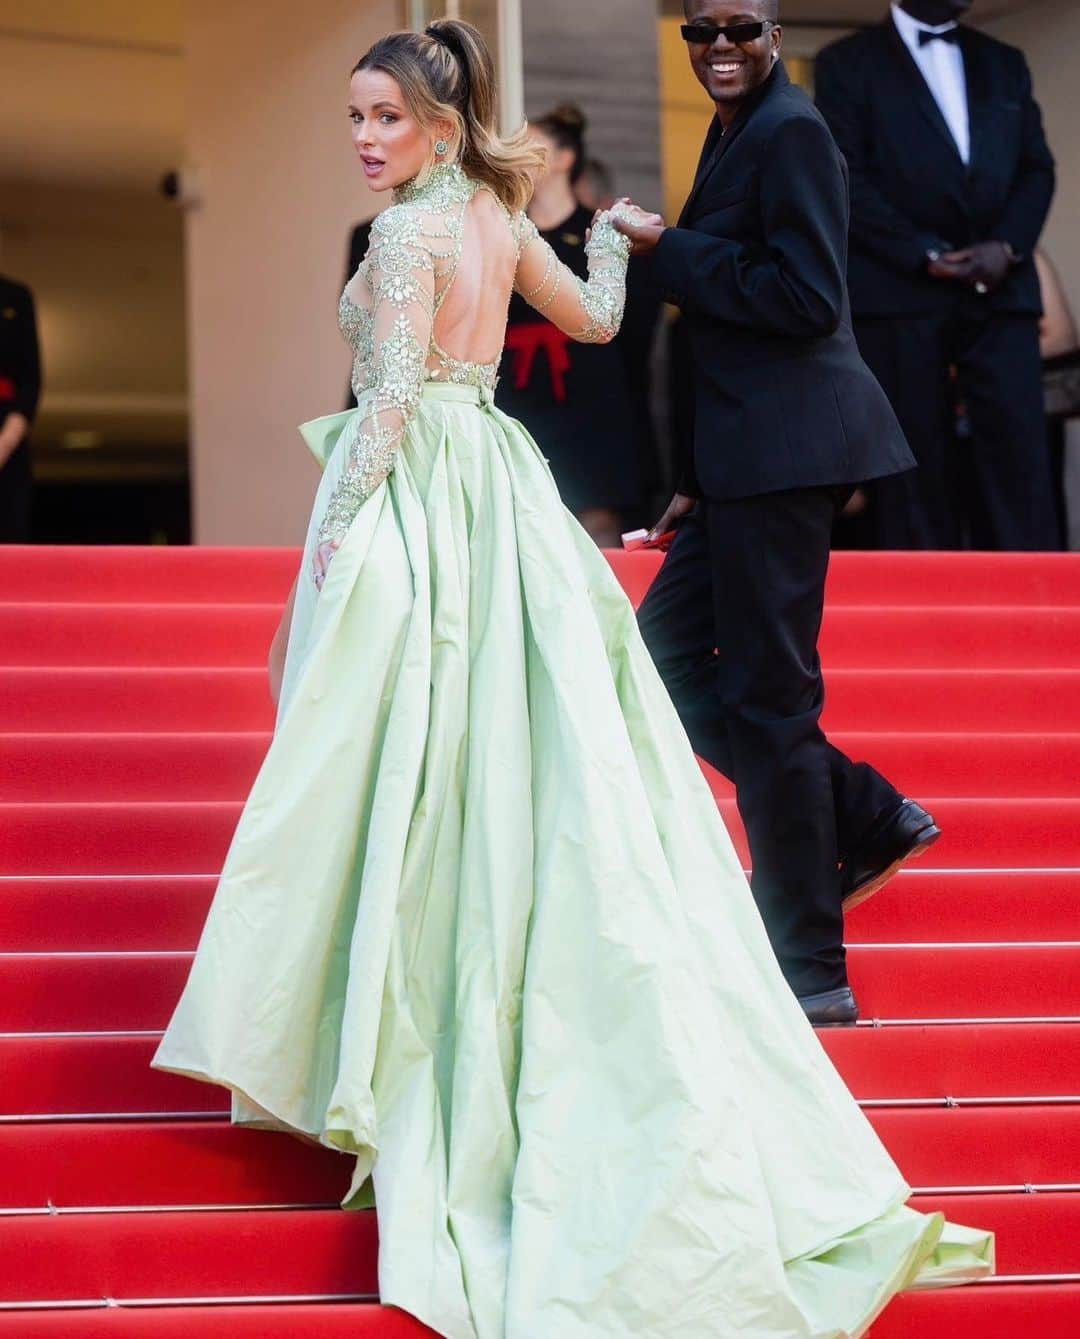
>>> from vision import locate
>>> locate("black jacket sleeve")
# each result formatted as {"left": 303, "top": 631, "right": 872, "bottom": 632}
{"left": 990, "top": 51, "right": 1055, "bottom": 258}
{"left": 7, "top": 285, "right": 41, "bottom": 424}
{"left": 815, "top": 43, "right": 951, "bottom": 275}
{"left": 651, "top": 114, "right": 847, "bottom": 338}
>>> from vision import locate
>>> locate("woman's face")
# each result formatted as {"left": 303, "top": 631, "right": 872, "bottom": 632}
{"left": 348, "top": 68, "right": 445, "bottom": 192}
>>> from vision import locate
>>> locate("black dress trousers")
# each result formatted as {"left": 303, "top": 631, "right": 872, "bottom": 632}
{"left": 638, "top": 488, "right": 901, "bottom": 997}
{"left": 856, "top": 306, "right": 1060, "bottom": 550}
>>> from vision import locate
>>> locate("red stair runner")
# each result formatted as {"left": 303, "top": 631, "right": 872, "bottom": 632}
{"left": 1, "top": 544, "right": 1078, "bottom": 1335}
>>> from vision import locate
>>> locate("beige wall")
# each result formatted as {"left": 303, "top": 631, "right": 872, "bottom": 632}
{"left": 984, "top": 0, "right": 1080, "bottom": 321}
{"left": 184, "top": 0, "right": 399, "bottom": 545}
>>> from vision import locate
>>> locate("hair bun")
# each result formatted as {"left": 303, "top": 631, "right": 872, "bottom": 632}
{"left": 546, "top": 103, "right": 586, "bottom": 136}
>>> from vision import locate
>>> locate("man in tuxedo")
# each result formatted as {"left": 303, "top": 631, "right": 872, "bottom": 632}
{"left": 0, "top": 274, "right": 41, "bottom": 543}
{"left": 816, "top": 1, "right": 1058, "bottom": 549}
{"left": 615, "top": 1, "right": 938, "bottom": 1026}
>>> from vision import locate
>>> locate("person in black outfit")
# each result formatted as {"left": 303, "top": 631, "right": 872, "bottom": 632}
{"left": 816, "top": 0, "right": 1058, "bottom": 550}
{"left": 496, "top": 105, "right": 655, "bottom": 546}
{"left": 0, "top": 274, "right": 41, "bottom": 543}
{"left": 615, "top": 1, "right": 939, "bottom": 1026}
{"left": 343, "top": 218, "right": 374, "bottom": 410}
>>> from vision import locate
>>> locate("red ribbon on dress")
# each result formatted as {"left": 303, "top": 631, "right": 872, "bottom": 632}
{"left": 0, "top": 377, "right": 15, "bottom": 402}
{"left": 504, "top": 323, "right": 572, "bottom": 403}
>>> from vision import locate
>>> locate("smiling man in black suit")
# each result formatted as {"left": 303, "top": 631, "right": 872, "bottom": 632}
{"left": 614, "top": 2, "right": 938, "bottom": 1026}
{"left": 816, "top": 1, "right": 1058, "bottom": 549}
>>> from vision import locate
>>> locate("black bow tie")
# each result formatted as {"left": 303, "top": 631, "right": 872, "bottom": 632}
{"left": 918, "top": 26, "right": 961, "bottom": 46}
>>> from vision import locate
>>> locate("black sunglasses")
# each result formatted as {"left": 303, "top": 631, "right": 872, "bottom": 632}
{"left": 680, "top": 20, "right": 778, "bottom": 45}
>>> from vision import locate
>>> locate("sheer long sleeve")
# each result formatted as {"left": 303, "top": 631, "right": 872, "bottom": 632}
{"left": 317, "top": 206, "right": 436, "bottom": 545}
{"left": 512, "top": 210, "right": 631, "bottom": 344}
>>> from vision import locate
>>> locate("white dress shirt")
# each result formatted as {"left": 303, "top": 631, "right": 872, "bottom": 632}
{"left": 891, "top": 2, "right": 970, "bottom": 165}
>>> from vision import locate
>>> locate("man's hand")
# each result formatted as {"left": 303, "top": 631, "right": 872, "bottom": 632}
{"left": 0, "top": 412, "right": 29, "bottom": 470}
{"left": 649, "top": 492, "right": 697, "bottom": 540}
{"left": 928, "top": 241, "right": 1012, "bottom": 294}
{"left": 611, "top": 207, "right": 667, "bottom": 257}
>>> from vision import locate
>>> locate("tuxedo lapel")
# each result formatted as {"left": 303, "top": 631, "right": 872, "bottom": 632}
{"left": 958, "top": 27, "right": 990, "bottom": 175}
{"left": 882, "top": 17, "right": 966, "bottom": 170}
{"left": 678, "top": 115, "right": 725, "bottom": 227}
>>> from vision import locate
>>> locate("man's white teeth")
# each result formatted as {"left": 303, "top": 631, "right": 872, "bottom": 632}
{"left": 711, "top": 63, "right": 741, "bottom": 73}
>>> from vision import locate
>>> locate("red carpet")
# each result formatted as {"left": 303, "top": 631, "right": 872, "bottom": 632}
{"left": 1, "top": 544, "right": 1078, "bottom": 1335}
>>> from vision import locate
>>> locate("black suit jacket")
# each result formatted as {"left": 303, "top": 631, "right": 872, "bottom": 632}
{"left": 815, "top": 18, "right": 1055, "bottom": 318}
{"left": 652, "top": 62, "right": 913, "bottom": 502}
{"left": 0, "top": 275, "right": 41, "bottom": 426}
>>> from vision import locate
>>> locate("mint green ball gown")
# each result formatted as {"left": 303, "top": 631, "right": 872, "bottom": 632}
{"left": 152, "top": 163, "right": 992, "bottom": 1337}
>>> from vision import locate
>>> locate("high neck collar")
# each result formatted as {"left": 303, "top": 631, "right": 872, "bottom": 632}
{"left": 393, "top": 160, "right": 474, "bottom": 208}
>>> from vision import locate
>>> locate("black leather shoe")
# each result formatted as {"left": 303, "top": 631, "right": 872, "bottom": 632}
{"left": 798, "top": 986, "right": 859, "bottom": 1027}
{"left": 841, "top": 799, "right": 941, "bottom": 912}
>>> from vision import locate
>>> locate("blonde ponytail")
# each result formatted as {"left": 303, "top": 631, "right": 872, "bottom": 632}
{"left": 353, "top": 20, "right": 543, "bottom": 214}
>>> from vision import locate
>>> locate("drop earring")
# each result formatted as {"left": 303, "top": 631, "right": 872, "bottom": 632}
{"left": 434, "top": 139, "right": 449, "bottom": 157}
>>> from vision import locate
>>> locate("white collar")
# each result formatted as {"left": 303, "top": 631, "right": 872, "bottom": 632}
{"left": 891, "top": 3, "right": 959, "bottom": 42}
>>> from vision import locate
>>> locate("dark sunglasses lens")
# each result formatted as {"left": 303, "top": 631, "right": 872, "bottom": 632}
{"left": 679, "top": 22, "right": 767, "bottom": 44}
{"left": 728, "top": 22, "right": 766, "bottom": 42}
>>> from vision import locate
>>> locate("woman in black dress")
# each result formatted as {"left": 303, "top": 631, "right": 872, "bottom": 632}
{"left": 497, "top": 105, "right": 648, "bottom": 547}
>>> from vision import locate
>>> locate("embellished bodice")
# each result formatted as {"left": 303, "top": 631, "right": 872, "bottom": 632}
{"left": 338, "top": 289, "right": 499, "bottom": 397}
{"left": 315, "top": 160, "right": 631, "bottom": 550}
{"left": 338, "top": 161, "right": 499, "bottom": 400}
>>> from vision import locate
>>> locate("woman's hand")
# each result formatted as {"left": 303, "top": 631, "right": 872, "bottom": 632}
{"left": 313, "top": 539, "right": 339, "bottom": 591}
{"left": 648, "top": 492, "right": 697, "bottom": 541}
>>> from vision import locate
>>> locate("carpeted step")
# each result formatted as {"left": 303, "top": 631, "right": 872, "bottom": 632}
{"left": 9, "top": 546, "right": 1080, "bottom": 608}
{"left": 5, "top": 1024, "right": 1078, "bottom": 1120}
{"left": 3, "top": 1106, "right": 1076, "bottom": 1209}
{"left": 2, "top": 545, "right": 300, "bottom": 605}
{"left": 869, "top": 1283, "right": 1080, "bottom": 1338}
{"left": 909, "top": 1190, "right": 1079, "bottom": 1273}
{"left": 5, "top": 601, "right": 1079, "bottom": 670}
{"left": 704, "top": 732, "right": 1080, "bottom": 802}
{"left": 4, "top": 869, "right": 1077, "bottom": 953}
{"left": 847, "top": 943, "right": 1080, "bottom": 1020}
{"left": 820, "top": 1021, "right": 1080, "bottom": 1101}
{"left": 0, "top": 876, "right": 220, "bottom": 952}
{"left": 3, "top": 945, "right": 1078, "bottom": 1033}
{"left": 2, "top": 1287, "right": 1078, "bottom": 1339}
{"left": 0, "top": 802, "right": 245, "bottom": 876}
{"left": 0, "top": 1303, "right": 435, "bottom": 1339}
{"left": 0, "top": 668, "right": 273, "bottom": 732}
{"left": 0, "top": 604, "right": 280, "bottom": 668}
{"left": 5, "top": 666, "right": 1077, "bottom": 733}
{"left": 0, "top": 1207, "right": 379, "bottom": 1303}
{"left": 2, "top": 1024, "right": 1070, "bottom": 1120}
{"left": 7, "top": 731, "right": 1080, "bottom": 805}
{"left": 8, "top": 796, "right": 1080, "bottom": 876}
{"left": 871, "top": 1104, "right": 1080, "bottom": 1190}
{"left": 820, "top": 605, "right": 1080, "bottom": 669}
{"left": 0, "top": 1035, "right": 229, "bottom": 1119}
{"left": 846, "top": 869, "right": 1080, "bottom": 944}
{"left": 0, "top": 734, "right": 271, "bottom": 803}
{"left": 0, "top": 1192, "right": 1071, "bottom": 1302}
{"left": 5, "top": 1024, "right": 1078, "bottom": 1121}
{"left": 0, "top": 1121, "right": 351, "bottom": 1210}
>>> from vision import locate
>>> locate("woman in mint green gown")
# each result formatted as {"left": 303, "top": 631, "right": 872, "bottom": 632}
{"left": 152, "top": 20, "right": 992, "bottom": 1338}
